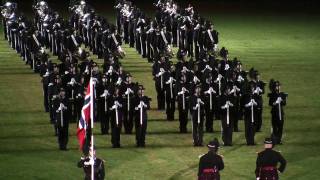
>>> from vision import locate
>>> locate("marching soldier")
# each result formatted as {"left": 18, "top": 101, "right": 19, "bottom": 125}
{"left": 78, "top": 146, "right": 105, "bottom": 180}
{"left": 268, "top": 80, "right": 288, "bottom": 145}
{"left": 243, "top": 82, "right": 259, "bottom": 145}
{"left": 134, "top": 85, "right": 151, "bottom": 147}
{"left": 176, "top": 74, "right": 190, "bottom": 133}
{"left": 249, "top": 68, "right": 265, "bottom": 132}
{"left": 122, "top": 74, "right": 137, "bottom": 134}
{"left": 164, "top": 63, "right": 176, "bottom": 121}
{"left": 203, "top": 74, "right": 217, "bottom": 133}
{"left": 53, "top": 88, "right": 70, "bottom": 150}
{"left": 109, "top": 87, "right": 123, "bottom": 148}
{"left": 220, "top": 83, "right": 235, "bottom": 146}
{"left": 190, "top": 85, "right": 205, "bottom": 146}
{"left": 255, "top": 138, "right": 286, "bottom": 180}
{"left": 48, "top": 74, "right": 62, "bottom": 134}
{"left": 152, "top": 55, "right": 169, "bottom": 110}
{"left": 98, "top": 74, "right": 112, "bottom": 134}
{"left": 198, "top": 138, "right": 224, "bottom": 180}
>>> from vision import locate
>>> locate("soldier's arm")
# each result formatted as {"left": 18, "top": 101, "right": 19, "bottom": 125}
{"left": 98, "top": 160, "right": 105, "bottom": 179}
{"left": 277, "top": 153, "right": 287, "bottom": 173}
{"left": 218, "top": 156, "right": 224, "bottom": 171}
{"left": 198, "top": 158, "right": 203, "bottom": 176}
{"left": 255, "top": 154, "right": 262, "bottom": 177}
{"left": 77, "top": 158, "right": 85, "bottom": 168}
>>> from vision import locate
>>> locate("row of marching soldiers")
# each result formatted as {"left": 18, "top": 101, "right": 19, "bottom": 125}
{"left": 115, "top": 0, "right": 219, "bottom": 62}
{"left": 116, "top": 0, "right": 288, "bottom": 147}
{"left": 0, "top": 0, "right": 151, "bottom": 151}
{"left": 153, "top": 48, "right": 288, "bottom": 147}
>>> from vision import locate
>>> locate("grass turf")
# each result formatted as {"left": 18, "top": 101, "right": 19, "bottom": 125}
{"left": 0, "top": 12, "right": 320, "bottom": 180}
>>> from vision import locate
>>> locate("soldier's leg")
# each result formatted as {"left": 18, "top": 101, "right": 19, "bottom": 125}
{"left": 278, "top": 119, "right": 284, "bottom": 144}
{"left": 170, "top": 99, "right": 175, "bottom": 120}
{"left": 123, "top": 109, "right": 129, "bottom": 133}
{"left": 63, "top": 126, "right": 69, "bottom": 150}
{"left": 192, "top": 117, "right": 199, "bottom": 146}
{"left": 57, "top": 128, "right": 64, "bottom": 150}
{"left": 116, "top": 126, "right": 121, "bottom": 147}
{"left": 250, "top": 123, "right": 256, "bottom": 145}
{"left": 198, "top": 117, "right": 204, "bottom": 146}
{"left": 205, "top": 108, "right": 213, "bottom": 132}
{"left": 256, "top": 108, "right": 263, "bottom": 132}
{"left": 141, "top": 122, "right": 147, "bottom": 147}
{"left": 244, "top": 120, "right": 250, "bottom": 145}
{"left": 100, "top": 111, "right": 107, "bottom": 135}
{"left": 43, "top": 86, "right": 49, "bottom": 112}
{"left": 271, "top": 115, "right": 279, "bottom": 143}
{"left": 128, "top": 110, "right": 134, "bottom": 134}
{"left": 135, "top": 119, "right": 141, "bottom": 146}
{"left": 111, "top": 121, "right": 117, "bottom": 147}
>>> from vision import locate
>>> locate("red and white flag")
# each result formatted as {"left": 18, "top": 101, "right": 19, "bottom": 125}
{"left": 77, "top": 78, "right": 94, "bottom": 150}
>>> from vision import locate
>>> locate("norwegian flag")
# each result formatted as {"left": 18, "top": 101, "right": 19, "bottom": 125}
{"left": 77, "top": 78, "right": 94, "bottom": 151}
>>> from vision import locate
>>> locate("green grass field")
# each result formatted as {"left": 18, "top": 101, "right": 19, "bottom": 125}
{"left": 0, "top": 11, "right": 320, "bottom": 180}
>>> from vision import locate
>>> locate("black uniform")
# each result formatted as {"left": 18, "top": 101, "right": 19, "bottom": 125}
{"left": 190, "top": 94, "right": 205, "bottom": 146}
{"left": 134, "top": 95, "right": 150, "bottom": 147}
{"left": 220, "top": 94, "right": 234, "bottom": 146}
{"left": 110, "top": 94, "right": 123, "bottom": 148}
{"left": 78, "top": 157, "right": 105, "bottom": 180}
{"left": 164, "top": 70, "right": 176, "bottom": 121}
{"left": 122, "top": 82, "right": 137, "bottom": 134}
{"left": 255, "top": 148, "right": 286, "bottom": 180}
{"left": 97, "top": 82, "right": 112, "bottom": 134}
{"left": 53, "top": 95, "right": 70, "bottom": 150}
{"left": 268, "top": 92, "right": 287, "bottom": 144}
{"left": 198, "top": 151, "right": 224, "bottom": 180}
{"left": 176, "top": 81, "right": 190, "bottom": 133}
{"left": 243, "top": 94, "right": 258, "bottom": 145}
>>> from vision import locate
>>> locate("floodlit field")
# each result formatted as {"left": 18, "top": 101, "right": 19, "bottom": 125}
{"left": 0, "top": 11, "right": 320, "bottom": 179}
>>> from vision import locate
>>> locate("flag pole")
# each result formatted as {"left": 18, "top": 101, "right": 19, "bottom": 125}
{"left": 90, "top": 74, "right": 95, "bottom": 180}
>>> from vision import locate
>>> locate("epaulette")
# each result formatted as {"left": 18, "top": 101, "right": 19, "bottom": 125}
{"left": 198, "top": 153, "right": 205, "bottom": 159}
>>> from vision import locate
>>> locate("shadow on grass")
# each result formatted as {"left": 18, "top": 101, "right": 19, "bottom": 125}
{"left": 169, "top": 163, "right": 198, "bottom": 180}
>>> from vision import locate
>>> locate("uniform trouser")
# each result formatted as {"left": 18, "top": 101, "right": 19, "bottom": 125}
{"left": 3, "top": 21, "right": 7, "bottom": 40}
{"left": 186, "top": 41, "right": 193, "bottom": 57}
{"left": 49, "top": 100, "right": 55, "bottom": 122}
{"left": 205, "top": 107, "right": 214, "bottom": 132}
{"left": 135, "top": 34, "right": 140, "bottom": 53}
{"left": 117, "top": 17, "right": 121, "bottom": 34}
{"left": 69, "top": 102, "right": 77, "bottom": 123}
{"left": 123, "top": 109, "right": 134, "bottom": 134}
{"left": 124, "top": 21, "right": 129, "bottom": 44}
{"left": 135, "top": 118, "right": 147, "bottom": 146}
{"left": 195, "top": 44, "right": 200, "bottom": 61}
{"left": 245, "top": 119, "right": 256, "bottom": 145}
{"left": 221, "top": 118, "right": 233, "bottom": 146}
{"left": 178, "top": 106, "right": 188, "bottom": 132}
{"left": 165, "top": 96, "right": 175, "bottom": 120}
{"left": 192, "top": 116, "right": 204, "bottom": 146}
{"left": 147, "top": 42, "right": 154, "bottom": 62}
{"left": 43, "top": 86, "right": 49, "bottom": 112}
{"left": 111, "top": 115, "right": 122, "bottom": 147}
{"left": 233, "top": 106, "right": 241, "bottom": 131}
{"left": 140, "top": 34, "right": 147, "bottom": 58}
{"left": 129, "top": 26, "right": 135, "bottom": 47}
{"left": 271, "top": 115, "right": 284, "bottom": 144}
{"left": 58, "top": 126, "right": 69, "bottom": 149}
{"left": 255, "top": 107, "right": 263, "bottom": 131}
{"left": 75, "top": 100, "right": 83, "bottom": 124}
{"left": 99, "top": 110, "right": 110, "bottom": 134}
{"left": 155, "top": 84, "right": 165, "bottom": 110}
